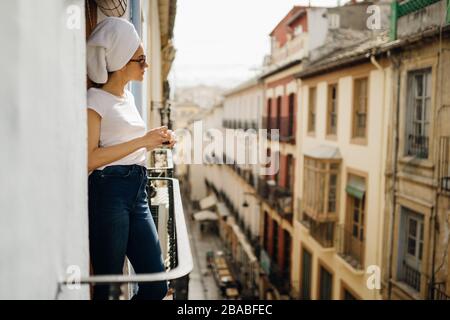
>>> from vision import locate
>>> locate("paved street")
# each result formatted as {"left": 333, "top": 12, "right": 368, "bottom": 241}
{"left": 183, "top": 198, "right": 224, "bottom": 300}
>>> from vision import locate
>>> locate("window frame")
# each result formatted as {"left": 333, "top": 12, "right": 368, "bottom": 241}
{"left": 403, "top": 209, "right": 424, "bottom": 270}
{"left": 285, "top": 154, "right": 295, "bottom": 192}
{"left": 276, "top": 96, "right": 282, "bottom": 132}
{"left": 266, "top": 98, "right": 272, "bottom": 130}
{"left": 344, "top": 171, "right": 368, "bottom": 268}
{"left": 288, "top": 93, "right": 295, "bottom": 140}
{"left": 397, "top": 206, "right": 425, "bottom": 292}
{"left": 272, "top": 219, "right": 279, "bottom": 263}
{"left": 351, "top": 76, "right": 369, "bottom": 144}
{"left": 317, "top": 261, "right": 334, "bottom": 300}
{"left": 404, "top": 68, "right": 432, "bottom": 159}
{"left": 303, "top": 156, "right": 340, "bottom": 222}
{"left": 300, "top": 245, "right": 312, "bottom": 300}
{"left": 308, "top": 86, "right": 317, "bottom": 134}
{"left": 326, "top": 83, "right": 339, "bottom": 139}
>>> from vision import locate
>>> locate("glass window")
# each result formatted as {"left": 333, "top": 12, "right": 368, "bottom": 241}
{"left": 405, "top": 69, "right": 431, "bottom": 159}
{"left": 303, "top": 157, "right": 340, "bottom": 220}
{"left": 352, "top": 78, "right": 368, "bottom": 138}
{"left": 301, "top": 248, "right": 312, "bottom": 300}
{"left": 319, "top": 266, "right": 333, "bottom": 300}
{"left": 308, "top": 87, "right": 316, "bottom": 133}
{"left": 399, "top": 207, "right": 424, "bottom": 292}
{"left": 327, "top": 84, "right": 338, "bottom": 136}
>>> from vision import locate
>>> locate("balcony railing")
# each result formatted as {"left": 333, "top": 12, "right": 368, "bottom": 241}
{"left": 429, "top": 282, "right": 450, "bottom": 300}
{"left": 257, "top": 178, "right": 270, "bottom": 199}
{"left": 271, "top": 33, "right": 307, "bottom": 65}
{"left": 264, "top": 184, "right": 293, "bottom": 221}
{"left": 60, "top": 175, "right": 193, "bottom": 300}
{"left": 400, "top": 261, "right": 421, "bottom": 292}
{"left": 406, "top": 134, "right": 429, "bottom": 159}
{"left": 262, "top": 117, "right": 295, "bottom": 142}
{"left": 439, "top": 136, "right": 450, "bottom": 193}
{"left": 223, "top": 119, "right": 259, "bottom": 130}
{"left": 232, "top": 167, "right": 257, "bottom": 189}
{"left": 300, "top": 213, "right": 334, "bottom": 248}
{"left": 335, "top": 225, "right": 364, "bottom": 270}
{"left": 148, "top": 148, "right": 174, "bottom": 178}
{"left": 245, "top": 170, "right": 256, "bottom": 188}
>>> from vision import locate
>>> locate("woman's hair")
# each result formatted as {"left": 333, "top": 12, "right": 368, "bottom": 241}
{"left": 91, "top": 71, "right": 115, "bottom": 88}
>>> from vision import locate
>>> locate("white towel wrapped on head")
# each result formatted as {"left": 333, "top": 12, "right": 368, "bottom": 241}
{"left": 87, "top": 17, "right": 141, "bottom": 84}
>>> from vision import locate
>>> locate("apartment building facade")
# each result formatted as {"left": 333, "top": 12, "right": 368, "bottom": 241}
{"left": 294, "top": 38, "right": 392, "bottom": 300}
{"left": 382, "top": 0, "right": 450, "bottom": 300}
{"left": 258, "top": 1, "right": 390, "bottom": 300}
{"left": 197, "top": 79, "right": 264, "bottom": 299}
{"left": 257, "top": 5, "right": 309, "bottom": 299}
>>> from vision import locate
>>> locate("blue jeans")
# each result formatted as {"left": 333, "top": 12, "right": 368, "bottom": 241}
{"left": 88, "top": 164, "right": 168, "bottom": 300}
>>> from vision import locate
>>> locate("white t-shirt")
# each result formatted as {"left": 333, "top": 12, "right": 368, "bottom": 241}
{"left": 87, "top": 87, "right": 147, "bottom": 171}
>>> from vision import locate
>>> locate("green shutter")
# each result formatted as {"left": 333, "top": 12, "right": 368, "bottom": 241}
{"left": 346, "top": 185, "right": 365, "bottom": 200}
{"left": 346, "top": 175, "right": 366, "bottom": 200}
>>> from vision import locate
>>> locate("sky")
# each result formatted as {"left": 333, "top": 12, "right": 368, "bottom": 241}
{"left": 170, "top": 0, "right": 353, "bottom": 89}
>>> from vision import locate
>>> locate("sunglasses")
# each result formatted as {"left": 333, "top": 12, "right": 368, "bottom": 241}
{"left": 129, "top": 56, "right": 147, "bottom": 66}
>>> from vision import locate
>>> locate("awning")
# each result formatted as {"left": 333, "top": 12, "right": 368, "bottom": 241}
{"left": 216, "top": 202, "right": 230, "bottom": 217}
{"left": 346, "top": 175, "right": 366, "bottom": 199}
{"left": 199, "top": 194, "right": 218, "bottom": 210}
{"left": 231, "top": 225, "right": 257, "bottom": 263}
{"left": 304, "top": 145, "right": 341, "bottom": 159}
{"left": 193, "top": 210, "right": 218, "bottom": 221}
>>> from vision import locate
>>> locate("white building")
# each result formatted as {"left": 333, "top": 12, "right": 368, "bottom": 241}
{"left": 0, "top": 0, "right": 178, "bottom": 299}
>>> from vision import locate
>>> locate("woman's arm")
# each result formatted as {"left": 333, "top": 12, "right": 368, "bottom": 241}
{"left": 87, "top": 109, "right": 171, "bottom": 172}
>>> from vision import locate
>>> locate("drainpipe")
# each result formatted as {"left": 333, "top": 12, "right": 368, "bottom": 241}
{"left": 386, "top": 54, "right": 401, "bottom": 300}
{"left": 370, "top": 54, "right": 385, "bottom": 300}
{"left": 370, "top": 55, "right": 382, "bottom": 71}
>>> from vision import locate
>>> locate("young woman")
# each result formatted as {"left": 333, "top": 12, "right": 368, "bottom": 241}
{"left": 86, "top": 17, "right": 174, "bottom": 300}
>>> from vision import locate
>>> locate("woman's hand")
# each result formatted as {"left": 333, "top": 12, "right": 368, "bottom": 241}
{"left": 162, "top": 130, "right": 177, "bottom": 149}
{"left": 140, "top": 126, "right": 172, "bottom": 151}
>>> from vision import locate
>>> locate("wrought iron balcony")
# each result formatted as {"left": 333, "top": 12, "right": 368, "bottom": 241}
{"left": 147, "top": 148, "right": 174, "bottom": 178}
{"left": 399, "top": 261, "right": 421, "bottom": 292}
{"left": 266, "top": 185, "right": 293, "bottom": 221}
{"left": 429, "top": 282, "right": 450, "bottom": 300}
{"left": 335, "top": 224, "right": 364, "bottom": 270}
{"left": 262, "top": 116, "right": 295, "bottom": 142}
{"left": 60, "top": 175, "right": 193, "bottom": 300}
{"left": 300, "top": 213, "right": 335, "bottom": 249}
{"left": 439, "top": 136, "right": 450, "bottom": 193}
{"left": 257, "top": 178, "right": 270, "bottom": 198}
{"left": 406, "top": 134, "right": 429, "bottom": 159}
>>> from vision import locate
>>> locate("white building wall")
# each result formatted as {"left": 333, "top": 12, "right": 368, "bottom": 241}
{"left": 0, "top": 0, "right": 89, "bottom": 299}
{"left": 294, "top": 66, "right": 391, "bottom": 299}
{"left": 306, "top": 8, "right": 329, "bottom": 53}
